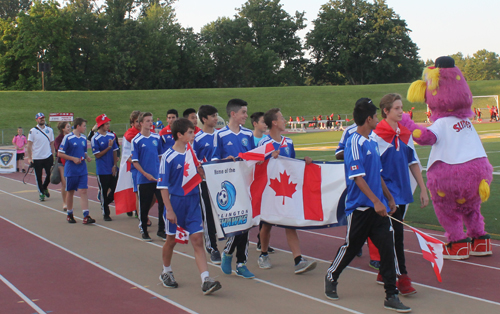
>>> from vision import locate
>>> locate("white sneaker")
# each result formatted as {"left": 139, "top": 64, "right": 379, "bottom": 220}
{"left": 294, "top": 258, "right": 317, "bottom": 274}
{"left": 258, "top": 255, "right": 272, "bottom": 269}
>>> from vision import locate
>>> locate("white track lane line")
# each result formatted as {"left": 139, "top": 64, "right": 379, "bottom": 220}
{"left": 0, "top": 273, "right": 46, "bottom": 314}
{"left": 0, "top": 215, "right": 197, "bottom": 314}
{"left": 1, "top": 186, "right": 500, "bottom": 308}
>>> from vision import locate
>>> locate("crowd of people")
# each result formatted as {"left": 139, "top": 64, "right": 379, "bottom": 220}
{"left": 20, "top": 94, "right": 437, "bottom": 312}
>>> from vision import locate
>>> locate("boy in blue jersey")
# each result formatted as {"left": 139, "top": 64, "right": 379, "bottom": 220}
{"left": 257, "top": 108, "right": 317, "bottom": 274}
{"left": 324, "top": 99, "right": 411, "bottom": 313}
{"left": 91, "top": 114, "right": 119, "bottom": 221}
{"left": 335, "top": 123, "right": 358, "bottom": 160}
{"left": 213, "top": 98, "right": 256, "bottom": 279}
{"left": 132, "top": 112, "right": 165, "bottom": 241}
{"left": 194, "top": 105, "right": 222, "bottom": 265}
{"left": 58, "top": 118, "right": 95, "bottom": 225}
{"left": 372, "top": 93, "right": 429, "bottom": 295}
{"left": 159, "top": 109, "right": 179, "bottom": 154}
{"left": 158, "top": 119, "right": 222, "bottom": 295}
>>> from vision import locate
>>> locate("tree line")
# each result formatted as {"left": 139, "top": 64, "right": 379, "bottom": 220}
{"left": 0, "top": 0, "right": 497, "bottom": 91}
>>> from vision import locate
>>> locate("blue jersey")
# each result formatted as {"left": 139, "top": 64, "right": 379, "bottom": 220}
{"left": 155, "top": 120, "right": 164, "bottom": 130}
{"left": 258, "top": 135, "right": 295, "bottom": 158}
{"left": 377, "top": 136, "right": 418, "bottom": 205}
{"left": 161, "top": 133, "right": 175, "bottom": 154}
{"left": 213, "top": 126, "right": 255, "bottom": 160}
{"left": 59, "top": 132, "right": 88, "bottom": 177}
{"left": 335, "top": 123, "right": 358, "bottom": 157}
{"left": 91, "top": 132, "right": 119, "bottom": 175}
{"left": 158, "top": 148, "right": 199, "bottom": 196}
{"left": 193, "top": 130, "right": 216, "bottom": 162}
{"left": 344, "top": 132, "right": 387, "bottom": 215}
{"left": 131, "top": 132, "right": 162, "bottom": 185}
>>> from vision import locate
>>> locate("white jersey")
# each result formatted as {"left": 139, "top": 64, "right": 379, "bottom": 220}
{"left": 427, "top": 116, "right": 486, "bottom": 169}
{"left": 28, "top": 125, "right": 54, "bottom": 160}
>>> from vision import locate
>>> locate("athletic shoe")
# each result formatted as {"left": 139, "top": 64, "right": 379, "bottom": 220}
{"left": 221, "top": 253, "right": 233, "bottom": 275}
{"left": 22, "top": 169, "right": 26, "bottom": 173}
{"left": 159, "top": 271, "right": 178, "bottom": 288}
{"left": 356, "top": 248, "right": 363, "bottom": 257}
{"left": 147, "top": 219, "right": 152, "bottom": 227}
{"left": 201, "top": 277, "right": 221, "bottom": 295}
{"left": 157, "top": 231, "right": 167, "bottom": 241}
{"left": 256, "top": 243, "right": 275, "bottom": 253}
{"left": 397, "top": 274, "right": 416, "bottom": 296}
{"left": 142, "top": 232, "right": 152, "bottom": 242}
{"left": 103, "top": 216, "right": 112, "bottom": 221}
{"left": 39, "top": 193, "right": 45, "bottom": 201}
{"left": 294, "top": 258, "right": 317, "bottom": 274}
{"left": 67, "top": 214, "right": 76, "bottom": 224}
{"left": 376, "top": 272, "right": 384, "bottom": 285}
{"left": 235, "top": 265, "right": 255, "bottom": 279}
{"left": 210, "top": 251, "right": 222, "bottom": 265}
{"left": 258, "top": 255, "right": 272, "bottom": 269}
{"left": 134, "top": 211, "right": 138, "bottom": 218}
{"left": 82, "top": 216, "right": 96, "bottom": 224}
{"left": 324, "top": 276, "right": 339, "bottom": 300}
{"left": 44, "top": 189, "right": 50, "bottom": 198}
{"left": 97, "top": 193, "right": 101, "bottom": 202}
{"left": 384, "top": 294, "right": 411, "bottom": 313}
{"left": 370, "top": 260, "right": 381, "bottom": 270}
{"left": 443, "top": 238, "right": 471, "bottom": 260}
{"left": 470, "top": 234, "right": 492, "bottom": 256}
{"left": 63, "top": 207, "right": 68, "bottom": 212}
{"left": 126, "top": 211, "right": 133, "bottom": 217}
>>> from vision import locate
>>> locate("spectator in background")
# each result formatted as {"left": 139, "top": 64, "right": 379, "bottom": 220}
{"left": 54, "top": 121, "right": 72, "bottom": 211}
{"left": 12, "top": 127, "right": 27, "bottom": 173}
{"left": 477, "top": 108, "right": 482, "bottom": 122}
{"left": 473, "top": 107, "right": 478, "bottom": 121}
{"left": 155, "top": 117, "right": 164, "bottom": 130}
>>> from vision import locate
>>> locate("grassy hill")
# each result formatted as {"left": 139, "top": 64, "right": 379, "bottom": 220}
{"left": 1, "top": 80, "right": 498, "bottom": 136}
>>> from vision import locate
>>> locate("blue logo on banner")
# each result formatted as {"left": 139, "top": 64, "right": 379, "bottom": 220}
{"left": 0, "top": 152, "right": 13, "bottom": 166}
{"left": 217, "top": 181, "right": 236, "bottom": 211}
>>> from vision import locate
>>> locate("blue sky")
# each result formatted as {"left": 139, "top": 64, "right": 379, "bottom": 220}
{"left": 172, "top": 0, "right": 500, "bottom": 61}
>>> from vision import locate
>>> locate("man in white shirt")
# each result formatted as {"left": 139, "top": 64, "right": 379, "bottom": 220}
{"left": 26, "top": 113, "right": 55, "bottom": 201}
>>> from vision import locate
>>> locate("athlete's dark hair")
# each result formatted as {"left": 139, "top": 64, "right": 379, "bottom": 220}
{"left": 379, "top": 93, "right": 402, "bottom": 119}
{"left": 263, "top": 108, "right": 281, "bottom": 129}
{"left": 198, "top": 105, "right": 218, "bottom": 125}
{"left": 182, "top": 108, "right": 197, "bottom": 118}
{"left": 73, "top": 117, "right": 87, "bottom": 127}
{"left": 250, "top": 112, "right": 265, "bottom": 127}
{"left": 172, "top": 118, "right": 195, "bottom": 141}
{"left": 167, "top": 109, "right": 178, "bottom": 118}
{"left": 138, "top": 112, "right": 152, "bottom": 123}
{"left": 129, "top": 110, "right": 141, "bottom": 125}
{"left": 353, "top": 98, "right": 378, "bottom": 126}
{"left": 226, "top": 98, "right": 248, "bottom": 118}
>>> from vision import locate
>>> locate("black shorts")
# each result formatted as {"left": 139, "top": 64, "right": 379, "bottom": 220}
{"left": 16, "top": 153, "right": 24, "bottom": 161}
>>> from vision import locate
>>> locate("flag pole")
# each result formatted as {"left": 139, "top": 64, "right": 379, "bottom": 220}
{"left": 388, "top": 215, "right": 413, "bottom": 229}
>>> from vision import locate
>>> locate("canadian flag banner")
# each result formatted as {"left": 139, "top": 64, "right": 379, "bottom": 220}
{"left": 410, "top": 226, "right": 445, "bottom": 282}
{"left": 114, "top": 138, "right": 136, "bottom": 215}
{"left": 175, "top": 226, "right": 190, "bottom": 244}
{"left": 181, "top": 142, "right": 202, "bottom": 195}
{"left": 203, "top": 158, "right": 347, "bottom": 238}
{"left": 238, "top": 137, "right": 288, "bottom": 161}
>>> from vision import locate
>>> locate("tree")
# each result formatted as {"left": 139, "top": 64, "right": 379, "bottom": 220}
{"left": 463, "top": 50, "right": 500, "bottom": 81}
{"left": 306, "top": 0, "right": 421, "bottom": 85}
{"left": 0, "top": 0, "right": 32, "bottom": 20}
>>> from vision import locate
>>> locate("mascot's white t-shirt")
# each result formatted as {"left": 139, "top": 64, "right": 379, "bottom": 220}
{"left": 427, "top": 116, "right": 486, "bottom": 169}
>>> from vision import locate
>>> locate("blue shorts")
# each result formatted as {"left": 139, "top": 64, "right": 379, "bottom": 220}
{"left": 66, "top": 175, "right": 88, "bottom": 191}
{"left": 164, "top": 194, "right": 203, "bottom": 235}
{"left": 131, "top": 169, "right": 138, "bottom": 193}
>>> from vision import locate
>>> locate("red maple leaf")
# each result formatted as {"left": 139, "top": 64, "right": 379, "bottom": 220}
{"left": 269, "top": 170, "right": 297, "bottom": 205}
{"left": 183, "top": 161, "right": 189, "bottom": 177}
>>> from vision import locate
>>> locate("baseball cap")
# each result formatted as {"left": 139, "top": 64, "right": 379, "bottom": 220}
{"left": 96, "top": 114, "right": 111, "bottom": 128}
{"left": 35, "top": 112, "right": 45, "bottom": 119}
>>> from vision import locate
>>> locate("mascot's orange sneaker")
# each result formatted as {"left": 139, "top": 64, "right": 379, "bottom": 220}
{"left": 397, "top": 274, "right": 417, "bottom": 296}
{"left": 470, "top": 234, "right": 492, "bottom": 256}
{"left": 443, "top": 238, "right": 471, "bottom": 260}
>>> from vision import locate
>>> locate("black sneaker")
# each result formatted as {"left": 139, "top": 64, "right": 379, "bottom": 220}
{"left": 157, "top": 231, "right": 167, "bottom": 241}
{"left": 44, "top": 189, "right": 50, "bottom": 198}
{"left": 83, "top": 216, "right": 96, "bottom": 224}
{"left": 201, "top": 277, "right": 221, "bottom": 295}
{"left": 210, "top": 250, "right": 222, "bottom": 265}
{"left": 126, "top": 211, "right": 133, "bottom": 217}
{"left": 103, "top": 216, "right": 112, "bottom": 221}
{"left": 142, "top": 232, "right": 152, "bottom": 242}
{"left": 159, "top": 271, "right": 178, "bottom": 288}
{"left": 324, "top": 276, "right": 339, "bottom": 300}
{"left": 256, "top": 243, "right": 275, "bottom": 253}
{"left": 356, "top": 248, "right": 363, "bottom": 257}
{"left": 384, "top": 294, "right": 411, "bottom": 313}
{"left": 67, "top": 214, "right": 76, "bottom": 224}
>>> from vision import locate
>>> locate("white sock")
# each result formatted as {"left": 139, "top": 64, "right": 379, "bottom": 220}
{"left": 237, "top": 263, "right": 245, "bottom": 268}
{"left": 163, "top": 265, "right": 172, "bottom": 273}
{"left": 201, "top": 271, "right": 209, "bottom": 283}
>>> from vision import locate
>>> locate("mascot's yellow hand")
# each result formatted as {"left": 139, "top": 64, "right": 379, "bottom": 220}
{"left": 413, "top": 129, "right": 422, "bottom": 138}
{"left": 479, "top": 179, "right": 490, "bottom": 202}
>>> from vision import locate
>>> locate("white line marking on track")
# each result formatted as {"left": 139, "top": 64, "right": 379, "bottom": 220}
{"left": 0, "top": 273, "right": 47, "bottom": 314}
{"left": 0, "top": 215, "right": 198, "bottom": 314}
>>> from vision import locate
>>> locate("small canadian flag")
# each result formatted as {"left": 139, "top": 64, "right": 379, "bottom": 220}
{"left": 175, "top": 226, "right": 189, "bottom": 244}
{"left": 351, "top": 165, "right": 358, "bottom": 171}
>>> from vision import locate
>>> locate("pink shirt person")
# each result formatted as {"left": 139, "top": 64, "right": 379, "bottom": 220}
{"left": 13, "top": 133, "right": 27, "bottom": 153}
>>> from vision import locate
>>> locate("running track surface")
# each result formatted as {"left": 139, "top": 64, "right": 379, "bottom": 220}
{"left": 1, "top": 170, "right": 500, "bottom": 313}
